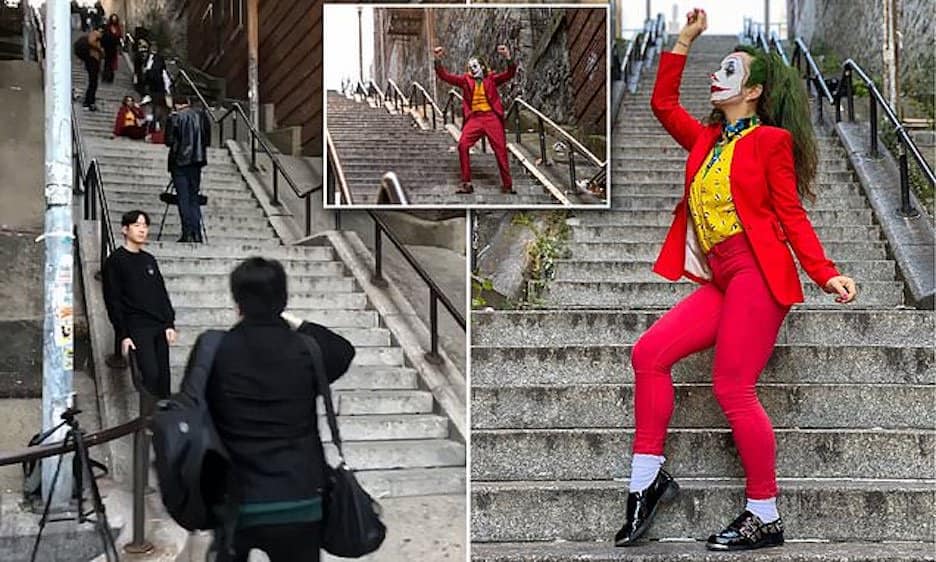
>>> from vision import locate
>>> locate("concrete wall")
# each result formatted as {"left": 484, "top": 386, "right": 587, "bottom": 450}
{"left": 791, "top": 0, "right": 934, "bottom": 117}
{"left": 0, "top": 61, "right": 44, "bottom": 398}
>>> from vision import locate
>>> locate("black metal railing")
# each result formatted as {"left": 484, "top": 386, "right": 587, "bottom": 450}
{"left": 408, "top": 81, "right": 443, "bottom": 130}
{"left": 82, "top": 160, "right": 118, "bottom": 268}
{"left": 745, "top": 18, "right": 934, "bottom": 218}
{"left": 385, "top": 78, "right": 409, "bottom": 114}
{"left": 441, "top": 87, "right": 463, "bottom": 127}
{"left": 172, "top": 68, "right": 320, "bottom": 237}
{"left": 505, "top": 97, "right": 606, "bottom": 193}
{"left": 367, "top": 210, "right": 465, "bottom": 364}
{"left": 376, "top": 171, "right": 409, "bottom": 205}
{"left": 325, "top": 128, "right": 355, "bottom": 206}
{"left": 621, "top": 13, "right": 666, "bottom": 93}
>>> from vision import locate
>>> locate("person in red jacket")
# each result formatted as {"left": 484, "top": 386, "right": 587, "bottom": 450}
{"left": 614, "top": 9, "right": 858, "bottom": 552}
{"left": 113, "top": 95, "right": 147, "bottom": 140}
{"left": 102, "top": 14, "right": 123, "bottom": 83}
{"left": 434, "top": 44, "right": 517, "bottom": 194}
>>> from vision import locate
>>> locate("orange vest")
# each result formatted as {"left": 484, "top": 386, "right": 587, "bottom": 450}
{"left": 471, "top": 81, "right": 492, "bottom": 112}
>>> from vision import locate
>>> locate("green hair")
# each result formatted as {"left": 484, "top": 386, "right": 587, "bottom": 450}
{"left": 708, "top": 45, "right": 819, "bottom": 202}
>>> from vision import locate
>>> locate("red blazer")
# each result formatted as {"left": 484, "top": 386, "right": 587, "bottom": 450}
{"left": 434, "top": 61, "right": 517, "bottom": 122}
{"left": 113, "top": 105, "right": 144, "bottom": 136}
{"left": 650, "top": 52, "right": 840, "bottom": 306}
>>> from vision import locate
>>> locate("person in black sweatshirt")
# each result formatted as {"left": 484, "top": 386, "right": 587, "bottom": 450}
{"left": 199, "top": 257, "right": 355, "bottom": 562}
{"left": 102, "top": 210, "right": 177, "bottom": 398}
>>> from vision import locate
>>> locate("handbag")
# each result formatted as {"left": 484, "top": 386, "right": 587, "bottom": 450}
{"left": 301, "top": 334, "right": 387, "bottom": 558}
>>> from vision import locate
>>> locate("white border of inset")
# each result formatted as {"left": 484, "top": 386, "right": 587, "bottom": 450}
{"left": 322, "top": 3, "right": 612, "bottom": 210}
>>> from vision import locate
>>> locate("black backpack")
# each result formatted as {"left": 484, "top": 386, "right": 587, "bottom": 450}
{"left": 149, "top": 330, "right": 238, "bottom": 536}
{"left": 73, "top": 35, "right": 90, "bottom": 61}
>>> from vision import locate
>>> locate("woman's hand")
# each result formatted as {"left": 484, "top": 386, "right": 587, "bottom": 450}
{"left": 680, "top": 8, "right": 707, "bottom": 43}
{"left": 824, "top": 275, "right": 858, "bottom": 304}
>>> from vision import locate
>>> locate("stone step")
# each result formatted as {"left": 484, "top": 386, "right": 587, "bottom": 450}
{"left": 173, "top": 324, "right": 386, "bottom": 348}
{"left": 543, "top": 279, "right": 903, "bottom": 308}
{"left": 607, "top": 194, "right": 871, "bottom": 211}
{"left": 569, "top": 224, "right": 882, "bottom": 243}
{"left": 471, "top": 382, "right": 934, "bottom": 430}
{"left": 612, "top": 145, "right": 847, "bottom": 159}
{"left": 470, "top": 540, "right": 936, "bottom": 561}
{"left": 564, "top": 241, "right": 888, "bottom": 262}
{"left": 106, "top": 195, "right": 263, "bottom": 214}
{"left": 326, "top": 439, "right": 464, "bottom": 470}
{"left": 169, "top": 344, "right": 404, "bottom": 369}
{"left": 471, "top": 310, "right": 931, "bottom": 348}
{"left": 357, "top": 466, "right": 466, "bottom": 498}
{"left": 471, "top": 478, "right": 934, "bottom": 542}
{"left": 323, "top": 414, "right": 448, "bottom": 442}
{"left": 145, "top": 242, "right": 330, "bottom": 260}
{"left": 551, "top": 258, "right": 896, "bottom": 283}
{"left": 126, "top": 227, "right": 276, "bottom": 245}
{"left": 167, "top": 289, "right": 367, "bottom": 309}
{"left": 470, "top": 344, "right": 933, "bottom": 386}
{"left": 171, "top": 307, "right": 377, "bottom": 328}
{"left": 97, "top": 166, "right": 245, "bottom": 183}
{"left": 329, "top": 366, "right": 419, "bottom": 390}
{"left": 471, "top": 428, "right": 933, "bottom": 480}
{"left": 163, "top": 273, "right": 356, "bottom": 294}
{"left": 159, "top": 257, "right": 347, "bottom": 277}
{"left": 572, "top": 208, "right": 875, "bottom": 226}
{"left": 612, "top": 183, "right": 866, "bottom": 200}
{"left": 85, "top": 140, "right": 229, "bottom": 159}
{"left": 108, "top": 211, "right": 269, "bottom": 230}
{"left": 611, "top": 156, "right": 852, "bottom": 172}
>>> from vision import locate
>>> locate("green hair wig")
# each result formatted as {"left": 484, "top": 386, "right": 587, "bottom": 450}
{"left": 709, "top": 44, "right": 819, "bottom": 201}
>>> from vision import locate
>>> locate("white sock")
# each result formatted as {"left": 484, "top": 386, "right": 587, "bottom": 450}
{"left": 628, "top": 454, "right": 665, "bottom": 493}
{"left": 746, "top": 497, "right": 780, "bottom": 523}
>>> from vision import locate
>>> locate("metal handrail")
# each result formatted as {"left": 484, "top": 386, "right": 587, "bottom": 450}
{"left": 0, "top": 416, "right": 144, "bottom": 467}
{"left": 385, "top": 78, "right": 409, "bottom": 113}
{"left": 791, "top": 37, "right": 836, "bottom": 104}
{"left": 366, "top": 210, "right": 465, "bottom": 364}
{"left": 377, "top": 171, "right": 409, "bottom": 205}
{"left": 505, "top": 98, "right": 604, "bottom": 168}
{"left": 409, "top": 81, "right": 443, "bottom": 130}
{"left": 325, "top": 128, "right": 354, "bottom": 206}
{"left": 835, "top": 59, "right": 935, "bottom": 216}
{"left": 768, "top": 30, "right": 789, "bottom": 65}
{"left": 441, "top": 87, "right": 463, "bottom": 126}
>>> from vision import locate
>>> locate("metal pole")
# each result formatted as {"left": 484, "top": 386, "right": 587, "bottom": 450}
{"left": 247, "top": 0, "right": 260, "bottom": 130}
{"left": 869, "top": 99, "right": 878, "bottom": 157}
{"left": 426, "top": 291, "right": 441, "bottom": 365}
{"left": 372, "top": 222, "right": 387, "bottom": 288}
{"left": 358, "top": 7, "right": 364, "bottom": 83}
{"left": 645, "top": 0, "right": 651, "bottom": 22}
{"left": 764, "top": 0, "right": 770, "bottom": 37}
{"left": 41, "top": 0, "right": 75, "bottom": 509}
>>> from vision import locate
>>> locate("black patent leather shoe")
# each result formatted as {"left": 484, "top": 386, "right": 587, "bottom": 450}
{"left": 706, "top": 510, "right": 784, "bottom": 551}
{"left": 613, "top": 469, "right": 679, "bottom": 546}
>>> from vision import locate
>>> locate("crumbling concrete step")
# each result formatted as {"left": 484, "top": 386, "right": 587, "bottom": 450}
{"left": 357, "top": 466, "right": 466, "bottom": 498}
{"left": 171, "top": 307, "right": 378, "bottom": 328}
{"left": 164, "top": 273, "right": 356, "bottom": 294}
{"left": 159, "top": 258, "right": 347, "bottom": 277}
{"left": 167, "top": 289, "right": 368, "bottom": 309}
{"left": 326, "top": 439, "right": 465, "bottom": 470}
{"left": 321, "top": 414, "right": 448, "bottom": 442}
{"left": 572, "top": 208, "right": 875, "bottom": 226}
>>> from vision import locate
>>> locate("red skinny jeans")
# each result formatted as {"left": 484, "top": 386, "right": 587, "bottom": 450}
{"left": 458, "top": 112, "right": 512, "bottom": 189}
{"left": 630, "top": 233, "right": 790, "bottom": 499}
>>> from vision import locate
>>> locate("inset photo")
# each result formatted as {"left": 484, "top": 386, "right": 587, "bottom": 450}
{"left": 323, "top": 3, "right": 609, "bottom": 208}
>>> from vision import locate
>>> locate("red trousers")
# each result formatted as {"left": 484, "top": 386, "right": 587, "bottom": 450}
{"left": 458, "top": 112, "right": 512, "bottom": 189}
{"left": 630, "top": 234, "right": 790, "bottom": 499}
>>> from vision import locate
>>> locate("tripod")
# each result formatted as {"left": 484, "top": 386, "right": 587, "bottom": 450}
{"left": 30, "top": 408, "right": 119, "bottom": 562}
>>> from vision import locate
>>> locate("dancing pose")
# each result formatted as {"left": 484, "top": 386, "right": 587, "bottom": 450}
{"left": 614, "top": 9, "right": 857, "bottom": 552}
{"left": 434, "top": 44, "right": 517, "bottom": 195}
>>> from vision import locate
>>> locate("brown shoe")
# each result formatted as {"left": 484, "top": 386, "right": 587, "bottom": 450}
{"left": 456, "top": 182, "right": 474, "bottom": 194}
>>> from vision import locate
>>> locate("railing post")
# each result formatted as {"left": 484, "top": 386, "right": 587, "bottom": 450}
{"left": 846, "top": 69, "right": 855, "bottom": 122}
{"left": 372, "top": 222, "right": 387, "bottom": 288}
{"left": 304, "top": 195, "right": 312, "bottom": 238}
{"left": 233, "top": 111, "right": 238, "bottom": 142}
{"left": 431, "top": 105, "right": 436, "bottom": 130}
{"left": 869, "top": 98, "right": 878, "bottom": 157}
{"left": 124, "top": 393, "right": 152, "bottom": 554}
{"left": 271, "top": 167, "right": 279, "bottom": 206}
{"left": 537, "top": 115, "right": 547, "bottom": 164}
{"left": 219, "top": 119, "right": 224, "bottom": 145}
{"left": 568, "top": 151, "right": 577, "bottom": 190}
{"left": 250, "top": 134, "right": 257, "bottom": 171}
{"left": 425, "top": 290, "right": 442, "bottom": 365}
{"left": 897, "top": 147, "right": 920, "bottom": 217}
{"left": 514, "top": 108, "right": 521, "bottom": 144}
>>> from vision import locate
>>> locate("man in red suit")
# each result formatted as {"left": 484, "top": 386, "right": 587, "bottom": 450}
{"left": 434, "top": 44, "right": 517, "bottom": 195}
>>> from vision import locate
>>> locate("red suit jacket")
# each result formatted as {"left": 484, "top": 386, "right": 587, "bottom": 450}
{"left": 113, "top": 105, "right": 145, "bottom": 136}
{"left": 434, "top": 61, "right": 517, "bottom": 122}
{"left": 650, "top": 52, "right": 839, "bottom": 306}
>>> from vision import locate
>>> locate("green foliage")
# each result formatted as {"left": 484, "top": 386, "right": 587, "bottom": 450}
{"left": 142, "top": 6, "right": 174, "bottom": 57}
{"left": 512, "top": 211, "right": 571, "bottom": 308}
{"left": 879, "top": 123, "right": 935, "bottom": 215}
{"left": 471, "top": 275, "right": 495, "bottom": 309}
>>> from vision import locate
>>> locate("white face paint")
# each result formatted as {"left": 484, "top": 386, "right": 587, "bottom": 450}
{"left": 710, "top": 53, "right": 748, "bottom": 105}
{"left": 468, "top": 58, "right": 484, "bottom": 79}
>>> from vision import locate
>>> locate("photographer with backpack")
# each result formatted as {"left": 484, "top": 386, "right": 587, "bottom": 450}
{"left": 162, "top": 257, "right": 357, "bottom": 561}
{"left": 74, "top": 26, "right": 105, "bottom": 111}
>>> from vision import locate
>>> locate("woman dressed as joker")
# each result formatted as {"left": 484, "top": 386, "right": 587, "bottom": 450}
{"left": 434, "top": 44, "right": 517, "bottom": 195}
{"left": 614, "top": 8, "right": 858, "bottom": 552}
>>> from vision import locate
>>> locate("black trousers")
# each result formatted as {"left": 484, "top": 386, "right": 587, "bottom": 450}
{"left": 83, "top": 57, "right": 99, "bottom": 106}
{"left": 127, "top": 324, "right": 170, "bottom": 399}
{"left": 215, "top": 522, "right": 322, "bottom": 562}
{"left": 172, "top": 164, "right": 204, "bottom": 241}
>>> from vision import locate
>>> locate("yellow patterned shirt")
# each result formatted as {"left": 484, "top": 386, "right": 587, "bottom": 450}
{"left": 471, "top": 81, "right": 492, "bottom": 112}
{"left": 688, "top": 125, "right": 758, "bottom": 253}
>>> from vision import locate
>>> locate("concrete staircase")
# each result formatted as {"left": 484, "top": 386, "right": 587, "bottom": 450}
{"left": 328, "top": 90, "right": 558, "bottom": 206}
{"left": 73, "top": 51, "right": 465, "bottom": 499}
{"left": 470, "top": 35, "right": 935, "bottom": 560}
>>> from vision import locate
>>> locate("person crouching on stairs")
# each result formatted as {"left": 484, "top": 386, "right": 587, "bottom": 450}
{"left": 102, "top": 210, "right": 177, "bottom": 400}
{"left": 434, "top": 44, "right": 517, "bottom": 195}
{"left": 614, "top": 9, "right": 859, "bottom": 552}
{"left": 165, "top": 95, "right": 212, "bottom": 243}
{"left": 113, "top": 96, "right": 148, "bottom": 140}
